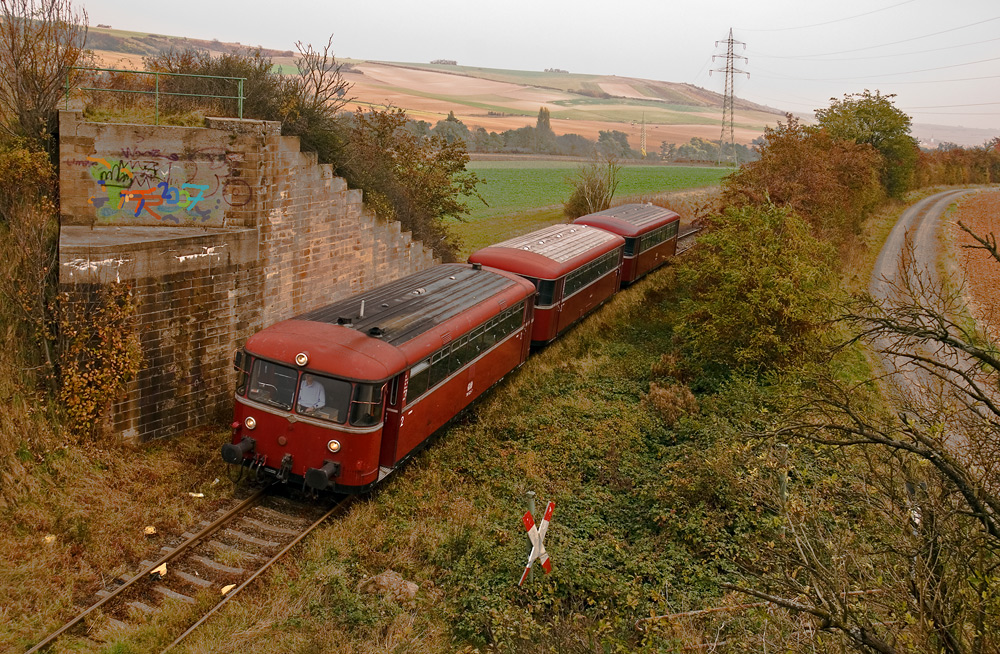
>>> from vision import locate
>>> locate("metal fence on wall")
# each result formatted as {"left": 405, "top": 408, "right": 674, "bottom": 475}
{"left": 65, "top": 67, "right": 245, "bottom": 124}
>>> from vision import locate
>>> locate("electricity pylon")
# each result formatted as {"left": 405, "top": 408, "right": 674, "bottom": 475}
{"left": 711, "top": 28, "right": 749, "bottom": 166}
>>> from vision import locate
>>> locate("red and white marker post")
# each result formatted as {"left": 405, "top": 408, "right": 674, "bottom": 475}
{"left": 518, "top": 499, "right": 554, "bottom": 586}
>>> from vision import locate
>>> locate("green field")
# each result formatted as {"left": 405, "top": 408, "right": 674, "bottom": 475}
{"left": 450, "top": 161, "right": 729, "bottom": 257}
{"left": 462, "top": 161, "right": 728, "bottom": 221}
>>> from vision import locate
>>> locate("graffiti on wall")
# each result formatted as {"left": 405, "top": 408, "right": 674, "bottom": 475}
{"left": 82, "top": 148, "right": 252, "bottom": 225}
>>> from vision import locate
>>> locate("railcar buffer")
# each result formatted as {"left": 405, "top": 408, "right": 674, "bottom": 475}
{"left": 518, "top": 499, "right": 554, "bottom": 586}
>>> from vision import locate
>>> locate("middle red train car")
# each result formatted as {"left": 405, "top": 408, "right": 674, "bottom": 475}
{"left": 468, "top": 224, "right": 625, "bottom": 346}
{"left": 573, "top": 203, "right": 681, "bottom": 284}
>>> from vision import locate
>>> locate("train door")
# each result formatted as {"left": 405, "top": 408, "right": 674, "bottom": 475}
{"left": 378, "top": 373, "right": 406, "bottom": 468}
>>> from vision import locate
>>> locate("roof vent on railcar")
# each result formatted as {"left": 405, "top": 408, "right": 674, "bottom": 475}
{"left": 368, "top": 327, "right": 385, "bottom": 337}
{"left": 337, "top": 316, "right": 353, "bottom": 326}
{"left": 472, "top": 262, "right": 482, "bottom": 270}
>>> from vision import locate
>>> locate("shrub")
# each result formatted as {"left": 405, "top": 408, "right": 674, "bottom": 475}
{"left": 673, "top": 203, "right": 837, "bottom": 386}
{"left": 563, "top": 155, "right": 621, "bottom": 218}
{"left": 55, "top": 283, "right": 142, "bottom": 441}
{"left": 723, "top": 115, "right": 883, "bottom": 248}
{"left": 642, "top": 381, "right": 699, "bottom": 426}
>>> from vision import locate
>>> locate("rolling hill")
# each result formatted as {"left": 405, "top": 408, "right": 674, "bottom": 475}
{"left": 85, "top": 25, "right": 783, "bottom": 150}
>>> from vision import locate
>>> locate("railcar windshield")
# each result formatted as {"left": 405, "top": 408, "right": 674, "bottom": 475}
{"left": 242, "top": 357, "right": 386, "bottom": 427}
{"left": 246, "top": 359, "right": 298, "bottom": 410}
{"left": 295, "top": 374, "right": 384, "bottom": 427}
{"left": 296, "top": 373, "right": 352, "bottom": 423}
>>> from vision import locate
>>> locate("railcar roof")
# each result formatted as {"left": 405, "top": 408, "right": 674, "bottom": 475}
{"left": 296, "top": 264, "right": 522, "bottom": 347}
{"left": 575, "top": 204, "right": 680, "bottom": 236}
{"left": 485, "top": 223, "right": 620, "bottom": 262}
{"left": 469, "top": 224, "right": 624, "bottom": 279}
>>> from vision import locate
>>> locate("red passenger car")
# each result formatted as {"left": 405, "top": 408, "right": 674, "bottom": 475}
{"left": 573, "top": 204, "right": 680, "bottom": 284}
{"left": 223, "top": 263, "right": 536, "bottom": 493}
{"left": 468, "top": 224, "right": 625, "bottom": 346}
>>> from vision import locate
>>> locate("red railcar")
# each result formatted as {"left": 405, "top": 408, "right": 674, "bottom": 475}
{"left": 223, "top": 263, "right": 535, "bottom": 493}
{"left": 573, "top": 204, "right": 680, "bottom": 284}
{"left": 468, "top": 224, "right": 625, "bottom": 346}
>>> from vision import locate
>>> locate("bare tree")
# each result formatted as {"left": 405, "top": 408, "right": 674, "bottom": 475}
{"left": 0, "top": 0, "right": 88, "bottom": 151}
{"left": 564, "top": 154, "right": 621, "bottom": 218}
{"left": 723, "top": 232, "right": 1000, "bottom": 653}
{"left": 292, "top": 34, "right": 352, "bottom": 117}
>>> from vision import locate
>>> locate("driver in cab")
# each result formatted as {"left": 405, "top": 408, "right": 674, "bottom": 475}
{"left": 297, "top": 374, "right": 325, "bottom": 415}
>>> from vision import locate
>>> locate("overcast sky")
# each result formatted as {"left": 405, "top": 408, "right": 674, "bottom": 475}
{"left": 81, "top": 0, "right": 1000, "bottom": 132}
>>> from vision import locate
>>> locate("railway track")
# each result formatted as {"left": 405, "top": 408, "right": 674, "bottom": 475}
{"left": 676, "top": 226, "right": 701, "bottom": 254}
{"left": 27, "top": 485, "right": 352, "bottom": 653}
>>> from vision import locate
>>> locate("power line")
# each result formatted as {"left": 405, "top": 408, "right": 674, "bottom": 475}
{"left": 755, "top": 35, "right": 1000, "bottom": 62}
{"left": 758, "top": 15, "right": 1000, "bottom": 59}
{"left": 736, "top": 0, "right": 917, "bottom": 32}
{"left": 780, "top": 55, "right": 1000, "bottom": 82}
{"left": 904, "top": 101, "right": 1000, "bottom": 109}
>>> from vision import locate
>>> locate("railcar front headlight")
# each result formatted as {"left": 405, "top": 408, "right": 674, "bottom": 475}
{"left": 244, "top": 416, "right": 257, "bottom": 430}
{"left": 295, "top": 352, "right": 309, "bottom": 366}
{"left": 327, "top": 439, "right": 341, "bottom": 453}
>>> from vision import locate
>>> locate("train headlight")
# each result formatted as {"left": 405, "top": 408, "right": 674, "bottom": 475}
{"left": 327, "top": 439, "right": 341, "bottom": 453}
{"left": 244, "top": 416, "right": 257, "bottom": 430}
{"left": 295, "top": 352, "right": 309, "bottom": 366}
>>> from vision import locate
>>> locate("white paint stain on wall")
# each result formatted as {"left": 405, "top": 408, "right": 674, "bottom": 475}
{"left": 175, "top": 245, "right": 225, "bottom": 262}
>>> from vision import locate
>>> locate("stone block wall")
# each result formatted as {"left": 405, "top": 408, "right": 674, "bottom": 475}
{"left": 256, "top": 134, "right": 437, "bottom": 325}
{"left": 58, "top": 112, "right": 438, "bottom": 442}
{"left": 61, "top": 227, "right": 260, "bottom": 440}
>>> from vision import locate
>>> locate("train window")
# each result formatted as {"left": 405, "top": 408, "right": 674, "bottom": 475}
{"left": 564, "top": 249, "right": 621, "bottom": 298}
{"left": 429, "top": 348, "right": 449, "bottom": 386}
{"left": 235, "top": 352, "right": 249, "bottom": 396}
{"left": 408, "top": 360, "right": 430, "bottom": 400}
{"left": 247, "top": 359, "right": 298, "bottom": 410}
{"left": 452, "top": 333, "right": 473, "bottom": 369}
{"left": 295, "top": 373, "right": 352, "bottom": 424}
{"left": 535, "top": 279, "right": 558, "bottom": 307}
{"left": 389, "top": 377, "right": 400, "bottom": 406}
{"left": 637, "top": 222, "right": 679, "bottom": 254}
{"left": 403, "top": 300, "right": 528, "bottom": 406}
{"left": 623, "top": 237, "right": 638, "bottom": 257}
{"left": 350, "top": 383, "right": 385, "bottom": 427}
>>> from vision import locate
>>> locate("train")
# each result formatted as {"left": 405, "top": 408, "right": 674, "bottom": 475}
{"left": 222, "top": 203, "right": 682, "bottom": 494}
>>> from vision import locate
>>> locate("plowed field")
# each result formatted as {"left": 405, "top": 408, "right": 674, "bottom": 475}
{"left": 949, "top": 190, "right": 1000, "bottom": 337}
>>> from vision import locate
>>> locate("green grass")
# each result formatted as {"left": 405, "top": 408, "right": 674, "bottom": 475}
{"left": 461, "top": 162, "right": 728, "bottom": 222}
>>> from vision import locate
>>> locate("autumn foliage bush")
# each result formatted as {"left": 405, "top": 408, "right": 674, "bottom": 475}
{"left": 723, "top": 116, "right": 884, "bottom": 247}
{"left": 915, "top": 139, "right": 1000, "bottom": 187}
{"left": 642, "top": 381, "right": 699, "bottom": 426}
{"left": 55, "top": 283, "right": 142, "bottom": 441}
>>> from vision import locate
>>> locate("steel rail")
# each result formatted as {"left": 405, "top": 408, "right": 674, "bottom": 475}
{"left": 26, "top": 485, "right": 272, "bottom": 654}
{"left": 160, "top": 495, "right": 355, "bottom": 653}
{"left": 676, "top": 227, "right": 702, "bottom": 255}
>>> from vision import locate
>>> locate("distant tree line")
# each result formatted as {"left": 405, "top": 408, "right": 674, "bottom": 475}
{"left": 417, "top": 106, "right": 761, "bottom": 162}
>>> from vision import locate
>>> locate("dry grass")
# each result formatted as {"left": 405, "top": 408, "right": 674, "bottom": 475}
{"left": 0, "top": 428, "right": 231, "bottom": 652}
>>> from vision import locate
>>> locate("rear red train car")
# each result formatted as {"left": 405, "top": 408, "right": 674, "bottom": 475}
{"left": 223, "top": 263, "right": 536, "bottom": 493}
{"left": 468, "top": 224, "right": 625, "bottom": 346}
{"left": 572, "top": 204, "right": 680, "bottom": 284}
